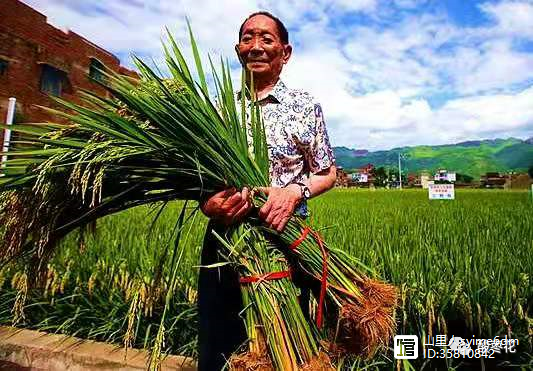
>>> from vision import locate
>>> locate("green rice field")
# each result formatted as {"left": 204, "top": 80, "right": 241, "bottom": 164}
{"left": 1, "top": 189, "right": 532, "bottom": 370}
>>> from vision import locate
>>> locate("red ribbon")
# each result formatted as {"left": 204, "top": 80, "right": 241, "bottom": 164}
{"left": 239, "top": 226, "right": 329, "bottom": 329}
{"left": 239, "top": 270, "right": 291, "bottom": 284}
{"left": 286, "top": 226, "right": 328, "bottom": 328}
{"left": 310, "top": 229, "right": 328, "bottom": 329}
{"left": 289, "top": 227, "right": 311, "bottom": 250}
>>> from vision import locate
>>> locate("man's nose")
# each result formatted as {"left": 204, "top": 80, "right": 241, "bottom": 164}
{"left": 250, "top": 38, "right": 264, "bottom": 52}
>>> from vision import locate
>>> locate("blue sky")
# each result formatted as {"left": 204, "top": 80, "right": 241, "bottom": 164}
{"left": 23, "top": 0, "right": 533, "bottom": 150}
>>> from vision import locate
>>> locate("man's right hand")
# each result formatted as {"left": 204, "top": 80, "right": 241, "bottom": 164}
{"left": 200, "top": 187, "right": 253, "bottom": 225}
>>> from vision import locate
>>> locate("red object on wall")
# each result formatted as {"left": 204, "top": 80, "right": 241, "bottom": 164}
{"left": 0, "top": 0, "right": 137, "bottom": 147}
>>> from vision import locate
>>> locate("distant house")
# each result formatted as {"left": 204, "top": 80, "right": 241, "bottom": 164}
{"left": 360, "top": 163, "right": 374, "bottom": 173}
{"left": 419, "top": 171, "right": 431, "bottom": 188}
{"left": 480, "top": 172, "right": 506, "bottom": 188}
{"left": 434, "top": 169, "right": 456, "bottom": 182}
{"left": 504, "top": 173, "right": 532, "bottom": 189}
{"left": 407, "top": 173, "right": 418, "bottom": 187}
{"left": 348, "top": 163, "right": 374, "bottom": 187}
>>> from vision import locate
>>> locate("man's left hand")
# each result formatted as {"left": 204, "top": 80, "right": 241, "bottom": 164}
{"left": 256, "top": 184, "right": 302, "bottom": 233}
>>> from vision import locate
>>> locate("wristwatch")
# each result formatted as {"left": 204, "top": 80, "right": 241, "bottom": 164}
{"left": 296, "top": 182, "right": 311, "bottom": 200}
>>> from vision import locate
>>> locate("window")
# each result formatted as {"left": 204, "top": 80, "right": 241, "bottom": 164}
{"left": 89, "top": 58, "right": 105, "bottom": 83}
{"left": 0, "top": 59, "right": 7, "bottom": 76}
{"left": 40, "top": 64, "right": 71, "bottom": 96}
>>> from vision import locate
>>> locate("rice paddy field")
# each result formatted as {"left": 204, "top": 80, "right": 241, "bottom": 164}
{"left": 1, "top": 188, "right": 532, "bottom": 370}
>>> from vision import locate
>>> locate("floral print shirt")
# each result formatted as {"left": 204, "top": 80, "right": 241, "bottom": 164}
{"left": 238, "top": 79, "right": 335, "bottom": 216}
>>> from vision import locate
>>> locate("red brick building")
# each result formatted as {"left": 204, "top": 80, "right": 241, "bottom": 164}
{"left": 480, "top": 172, "right": 507, "bottom": 189}
{"left": 0, "top": 0, "right": 136, "bottom": 146}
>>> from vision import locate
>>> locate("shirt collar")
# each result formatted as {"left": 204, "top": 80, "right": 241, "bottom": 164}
{"left": 268, "top": 79, "right": 288, "bottom": 103}
{"left": 237, "top": 78, "right": 288, "bottom": 104}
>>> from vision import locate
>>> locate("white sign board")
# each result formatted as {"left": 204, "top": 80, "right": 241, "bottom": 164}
{"left": 351, "top": 173, "right": 368, "bottom": 183}
{"left": 428, "top": 184, "right": 455, "bottom": 200}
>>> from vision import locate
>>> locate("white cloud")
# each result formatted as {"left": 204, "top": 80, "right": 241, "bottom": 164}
{"left": 19, "top": 0, "right": 533, "bottom": 150}
{"left": 324, "top": 86, "right": 533, "bottom": 150}
{"left": 23, "top": 0, "right": 258, "bottom": 58}
{"left": 436, "top": 86, "right": 533, "bottom": 134}
{"left": 342, "top": 15, "right": 454, "bottom": 93}
{"left": 331, "top": 0, "right": 377, "bottom": 12}
{"left": 480, "top": 0, "right": 533, "bottom": 39}
{"left": 452, "top": 39, "right": 533, "bottom": 94}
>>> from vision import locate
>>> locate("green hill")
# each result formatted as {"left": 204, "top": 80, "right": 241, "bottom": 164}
{"left": 333, "top": 137, "right": 533, "bottom": 178}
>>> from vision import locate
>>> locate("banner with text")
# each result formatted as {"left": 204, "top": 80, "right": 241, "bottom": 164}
{"left": 429, "top": 184, "right": 455, "bottom": 200}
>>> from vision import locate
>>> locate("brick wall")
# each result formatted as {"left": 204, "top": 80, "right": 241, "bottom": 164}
{"left": 0, "top": 0, "right": 136, "bottom": 148}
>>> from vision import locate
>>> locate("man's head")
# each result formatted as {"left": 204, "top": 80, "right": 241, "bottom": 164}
{"left": 236, "top": 12, "right": 292, "bottom": 82}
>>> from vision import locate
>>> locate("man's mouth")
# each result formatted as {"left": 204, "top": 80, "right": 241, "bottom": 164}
{"left": 248, "top": 60, "right": 268, "bottom": 64}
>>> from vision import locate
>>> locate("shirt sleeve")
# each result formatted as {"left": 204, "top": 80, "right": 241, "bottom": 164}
{"left": 306, "top": 103, "right": 336, "bottom": 174}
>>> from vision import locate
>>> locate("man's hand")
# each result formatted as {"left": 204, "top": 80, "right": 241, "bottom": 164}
{"left": 200, "top": 187, "right": 253, "bottom": 225}
{"left": 257, "top": 184, "right": 302, "bottom": 233}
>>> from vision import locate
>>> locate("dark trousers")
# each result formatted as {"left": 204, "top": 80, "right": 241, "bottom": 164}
{"left": 197, "top": 221, "right": 247, "bottom": 371}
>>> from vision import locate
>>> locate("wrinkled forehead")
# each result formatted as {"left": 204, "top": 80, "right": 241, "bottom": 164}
{"left": 240, "top": 15, "right": 281, "bottom": 39}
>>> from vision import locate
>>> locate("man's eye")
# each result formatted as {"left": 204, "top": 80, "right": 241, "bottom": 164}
{"left": 263, "top": 38, "right": 273, "bottom": 44}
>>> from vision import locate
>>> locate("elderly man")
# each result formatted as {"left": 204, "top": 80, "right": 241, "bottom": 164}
{"left": 198, "top": 11, "right": 336, "bottom": 370}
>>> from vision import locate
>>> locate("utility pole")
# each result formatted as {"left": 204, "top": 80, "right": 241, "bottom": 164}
{"left": 398, "top": 152, "right": 402, "bottom": 189}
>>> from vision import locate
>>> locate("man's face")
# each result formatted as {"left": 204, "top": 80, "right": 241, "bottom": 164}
{"left": 236, "top": 15, "right": 292, "bottom": 81}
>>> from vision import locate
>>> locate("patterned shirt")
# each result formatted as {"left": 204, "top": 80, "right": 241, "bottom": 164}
{"left": 238, "top": 79, "right": 335, "bottom": 216}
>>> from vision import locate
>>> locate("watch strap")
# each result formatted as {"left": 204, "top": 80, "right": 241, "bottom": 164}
{"left": 295, "top": 182, "right": 311, "bottom": 200}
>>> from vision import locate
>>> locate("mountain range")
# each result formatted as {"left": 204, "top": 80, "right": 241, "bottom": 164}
{"left": 333, "top": 137, "right": 533, "bottom": 179}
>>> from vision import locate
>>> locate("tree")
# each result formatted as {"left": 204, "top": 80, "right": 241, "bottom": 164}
{"left": 371, "top": 166, "right": 388, "bottom": 187}
{"left": 528, "top": 165, "right": 533, "bottom": 179}
{"left": 456, "top": 173, "right": 473, "bottom": 183}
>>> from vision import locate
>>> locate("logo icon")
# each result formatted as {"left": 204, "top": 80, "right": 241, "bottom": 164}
{"left": 394, "top": 335, "right": 418, "bottom": 359}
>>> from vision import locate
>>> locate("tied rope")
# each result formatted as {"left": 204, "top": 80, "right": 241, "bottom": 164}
{"left": 239, "top": 226, "right": 329, "bottom": 328}
{"left": 239, "top": 270, "right": 292, "bottom": 284}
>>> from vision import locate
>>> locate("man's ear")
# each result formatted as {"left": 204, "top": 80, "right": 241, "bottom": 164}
{"left": 235, "top": 44, "right": 244, "bottom": 65}
{"left": 282, "top": 44, "right": 292, "bottom": 64}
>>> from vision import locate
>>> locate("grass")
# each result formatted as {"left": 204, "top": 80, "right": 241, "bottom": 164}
{"left": 1, "top": 188, "right": 532, "bottom": 369}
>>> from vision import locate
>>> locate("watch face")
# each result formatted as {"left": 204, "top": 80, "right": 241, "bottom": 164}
{"left": 303, "top": 187, "right": 311, "bottom": 199}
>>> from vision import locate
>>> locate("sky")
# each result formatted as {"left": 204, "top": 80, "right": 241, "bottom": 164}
{"left": 22, "top": 0, "right": 533, "bottom": 150}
